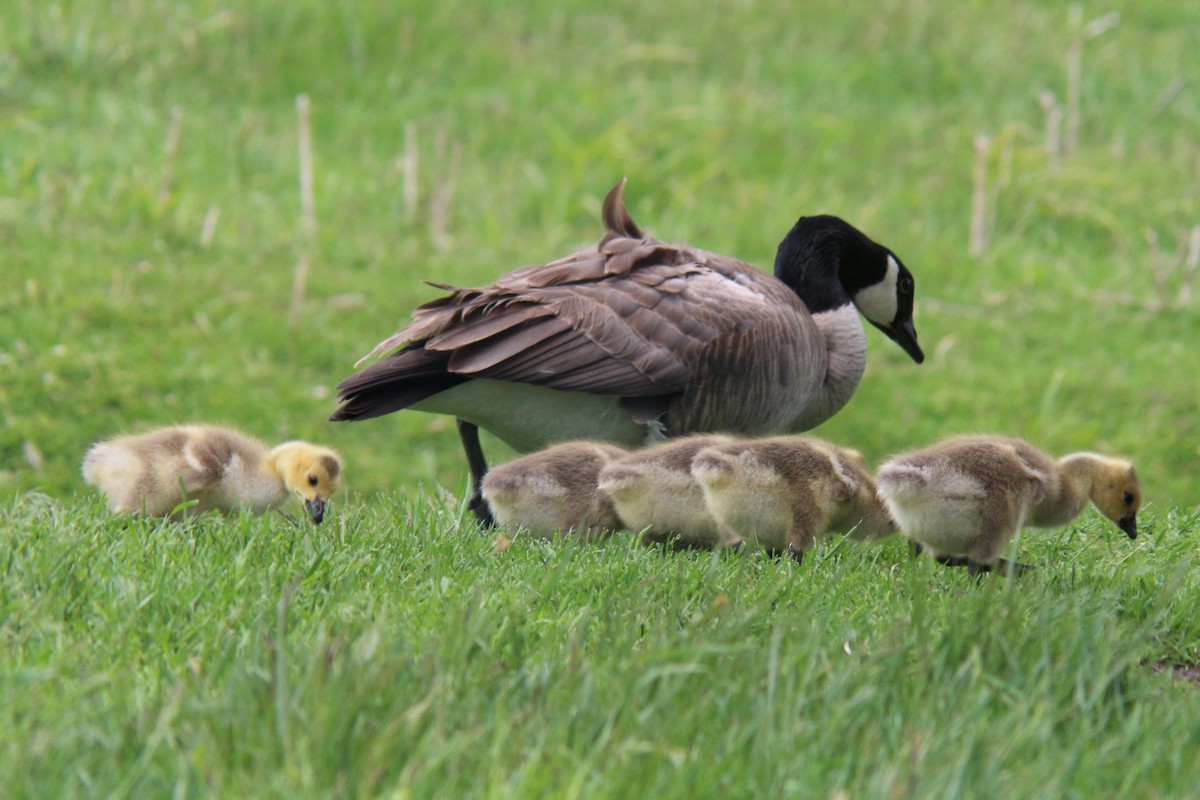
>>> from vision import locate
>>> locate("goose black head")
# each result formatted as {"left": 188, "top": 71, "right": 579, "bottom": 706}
{"left": 774, "top": 215, "right": 924, "bottom": 364}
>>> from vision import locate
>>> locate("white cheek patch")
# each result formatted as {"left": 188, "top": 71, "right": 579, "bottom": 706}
{"left": 853, "top": 255, "right": 900, "bottom": 326}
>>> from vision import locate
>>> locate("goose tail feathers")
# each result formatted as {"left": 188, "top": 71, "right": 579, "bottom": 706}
{"left": 331, "top": 345, "right": 467, "bottom": 421}
{"left": 602, "top": 178, "right": 644, "bottom": 239}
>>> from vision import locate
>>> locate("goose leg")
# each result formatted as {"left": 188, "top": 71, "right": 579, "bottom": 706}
{"left": 763, "top": 544, "right": 804, "bottom": 565}
{"left": 966, "top": 559, "right": 992, "bottom": 579}
{"left": 936, "top": 553, "right": 1033, "bottom": 575}
{"left": 456, "top": 418, "right": 494, "bottom": 528}
{"left": 964, "top": 558, "right": 1032, "bottom": 579}
{"left": 908, "top": 540, "right": 925, "bottom": 558}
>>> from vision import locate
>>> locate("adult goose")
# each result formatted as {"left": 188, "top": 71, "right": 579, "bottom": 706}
{"left": 332, "top": 179, "right": 924, "bottom": 523}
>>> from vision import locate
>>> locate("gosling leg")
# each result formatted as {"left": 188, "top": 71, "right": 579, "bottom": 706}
{"left": 995, "top": 558, "right": 1033, "bottom": 577}
{"left": 966, "top": 559, "right": 992, "bottom": 579}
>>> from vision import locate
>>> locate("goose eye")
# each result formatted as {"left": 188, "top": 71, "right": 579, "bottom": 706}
{"left": 1123, "top": 491, "right": 1134, "bottom": 506}
{"left": 899, "top": 275, "right": 913, "bottom": 294}
{"left": 308, "top": 474, "right": 319, "bottom": 487}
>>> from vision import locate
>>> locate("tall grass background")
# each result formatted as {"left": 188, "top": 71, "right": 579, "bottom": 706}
{"left": 1, "top": 0, "right": 1198, "bottom": 796}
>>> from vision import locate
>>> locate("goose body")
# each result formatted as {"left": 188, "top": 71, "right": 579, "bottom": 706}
{"left": 481, "top": 441, "right": 628, "bottom": 539}
{"left": 691, "top": 437, "right": 896, "bottom": 562}
{"left": 876, "top": 435, "right": 1141, "bottom": 575}
{"left": 596, "top": 435, "right": 739, "bottom": 548}
{"left": 82, "top": 425, "right": 342, "bottom": 522}
{"left": 332, "top": 179, "right": 923, "bottom": 522}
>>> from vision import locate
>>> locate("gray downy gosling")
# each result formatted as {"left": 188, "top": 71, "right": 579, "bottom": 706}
{"left": 596, "top": 435, "right": 741, "bottom": 549}
{"left": 691, "top": 436, "right": 896, "bottom": 564}
{"left": 875, "top": 435, "right": 1142, "bottom": 577}
{"left": 83, "top": 425, "right": 342, "bottom": 523}
{"left": 481, "top": 440, "right": 628, "bottom": 539}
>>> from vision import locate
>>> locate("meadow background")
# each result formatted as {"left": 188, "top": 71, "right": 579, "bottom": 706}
{"left": 1, "top": 0, "right": 1199, "bottom": 796}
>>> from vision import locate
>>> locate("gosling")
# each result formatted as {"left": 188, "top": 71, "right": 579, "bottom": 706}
{"left": 480, "top": 441, "right": 628, "bottom": 539}
{"left": 82, "top": 425, "right": 342, "bottom": 523}
{"left": 596, "top": 435, "right": 739, "bottom": 549}
{"left": 875, "top": 435, "right": 1142, "bottom": 576}
{"left": 691, "top": 437, "right": 896, "bottom": 564}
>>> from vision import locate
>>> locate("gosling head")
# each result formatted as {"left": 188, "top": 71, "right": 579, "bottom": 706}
{"left": 1087, "top": 456, "right": 1142, "bottom": 539}
{"left": 267, "top": 441, "right": 343, "bottom": 523}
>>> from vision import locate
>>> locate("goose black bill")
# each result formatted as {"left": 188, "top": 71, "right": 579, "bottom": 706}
{"left": 875, "top": 318, "right": 924, "bottom": 364}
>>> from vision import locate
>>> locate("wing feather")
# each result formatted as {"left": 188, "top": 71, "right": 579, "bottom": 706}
{"left": 335, "top": 180, "right": 824, "bottom": 432}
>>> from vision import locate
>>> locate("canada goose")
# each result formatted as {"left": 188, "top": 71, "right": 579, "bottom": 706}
{"left": 331, "top": 179, "right": 924, "bottom": 524}
{"left": 875, "top": 435, "right": 1142, "bottom": 576}
{"left": 480, "top": 440, "right": 628, "bottom": 539}
{"left": 690, "top": 437, "right": 896, "bottom": 564}
{"left": 82, "top": 425, "right": 342, "bottom": 522}
{"left": 596, "top": 435, "right": 740, "bottom": 549}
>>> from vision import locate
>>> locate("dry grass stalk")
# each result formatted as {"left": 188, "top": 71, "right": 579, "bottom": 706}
{"left": 23, "top": 440, "right": 44, "bottom": 471}
{"left": 1038, "top": 90, "right": 1062, "bottom": 171}
{"left": 199, "top": 205, "right": 220, "bottom": 248}
{"left": 1179, "top": 226, "right": 1200, "bottom": 306}
{"left": 157, "top": 106, "right": 184, "bottom": 210}
{"left": 1064, "top": 7, "right": 1119, "bottom": 161}
{"left": 291, "top": 94, "right": 316, "bottom": 322}
{"left": 988, "top": 132, "right": 1015, "bottom": 243}
{"left": 429, "top": 129, "right": 460, "bottom": 251}
{"left": 403, "top": 122, "right": 419, "bottom": 222}
{"left": 968, "top": 134, "right": 991, "bottom": 257}
{"left": 1064, "top": 5, "right": 1083, "bottom": 161}
{"left": 1144, "top": 226, "right": 1199, "bottom": 309}
{"left": 1145, "top": 228, "right": 1169, "bottom": 306}
{"left": 1152, "top": 76, "right": 1186, "bottom": 117}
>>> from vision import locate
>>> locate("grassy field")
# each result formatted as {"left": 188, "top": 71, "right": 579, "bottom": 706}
{"left": 2, "top": 0, "right": 1199, "bottom": 796}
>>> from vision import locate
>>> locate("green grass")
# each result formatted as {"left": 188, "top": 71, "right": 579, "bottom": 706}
{"left": 4, "top": 494, "right": 1200, "bottom": 797}
{"left": 2, "top": 0, "right": 1199, "bottom": 796}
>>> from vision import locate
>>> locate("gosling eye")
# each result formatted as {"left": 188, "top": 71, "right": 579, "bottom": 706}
{"left": 1122, "top": 491, "right": 1134, "bottom": 506}
{"left": 308, "top": 474, "right": 319, "bottom": 488}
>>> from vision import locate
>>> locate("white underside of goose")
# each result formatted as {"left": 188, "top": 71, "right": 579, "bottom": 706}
{"left": 411, "top": 379, "right": 661, "bottom": 452}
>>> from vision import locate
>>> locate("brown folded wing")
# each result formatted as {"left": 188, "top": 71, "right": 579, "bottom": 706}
{"left": 335, "top": 181, "right": 823, "bottom": 430}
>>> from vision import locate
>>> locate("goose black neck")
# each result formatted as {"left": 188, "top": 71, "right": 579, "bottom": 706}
{"left": 773, "top": 215, "right": 879, "bottom": 315}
